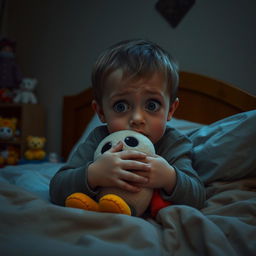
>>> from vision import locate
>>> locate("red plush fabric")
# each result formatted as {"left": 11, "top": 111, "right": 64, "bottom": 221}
{"left": 150, "top": 189, "right": 171, "bottom": 218}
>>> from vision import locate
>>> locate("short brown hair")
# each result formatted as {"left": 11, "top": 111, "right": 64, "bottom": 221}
{"left": 91, "top": 39, "right": 179, "bottom": 104}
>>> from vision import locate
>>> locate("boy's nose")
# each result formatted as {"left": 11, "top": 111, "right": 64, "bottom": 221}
{"left": 130, "top": 109, "right": 145, "bottom": 126}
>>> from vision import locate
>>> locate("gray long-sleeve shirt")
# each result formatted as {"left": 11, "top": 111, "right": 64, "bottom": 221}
{"left": 49, "top": 125, "right": 205, "bottom": 209}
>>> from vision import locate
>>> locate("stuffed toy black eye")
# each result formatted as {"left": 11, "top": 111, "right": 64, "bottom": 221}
{"left": 101, "top": 142, "right": 112, "bottom": 154}
{"left": 124, "top": 136, "right": 139, "bottom": 147}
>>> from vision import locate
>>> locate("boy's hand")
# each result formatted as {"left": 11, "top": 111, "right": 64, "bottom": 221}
{"left": 87, "top": 141, "right": 150, "bottom": 192}
{"left": 134, "top": 155, "right": 177, "bottom": 195}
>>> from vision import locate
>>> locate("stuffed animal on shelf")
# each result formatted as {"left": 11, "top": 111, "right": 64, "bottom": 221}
{"left": 0, "top": 88, "right": 14, "bottom": 103}
{"left": 0, "top": 117, "right": 18, "bottom": 140}
{"left": 24, "top": 136, "right": 46, "bottom": 160}
{"left": 14, "top": 78, "right": 38, "bottom": 104}
{"left": 0, "top": 145, "right": 19, "bottom": 167}
{"left": 65, "top": 130, "right": 171, "bottom": 217}
{"left": 0, "top": 37, "right": 23, "bottom": 90}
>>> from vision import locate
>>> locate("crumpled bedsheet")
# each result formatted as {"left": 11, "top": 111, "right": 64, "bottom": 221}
{"left": 0, "top": 163, "right": 255, "bottom": 256}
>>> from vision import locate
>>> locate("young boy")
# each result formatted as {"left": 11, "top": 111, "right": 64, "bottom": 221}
{"left": 50, "top": 39, "right": 205, "bottom": 217}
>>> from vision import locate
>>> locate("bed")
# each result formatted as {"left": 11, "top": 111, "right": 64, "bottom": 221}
{"left": 1, "top": 71, "right": 256, "bottom": 256}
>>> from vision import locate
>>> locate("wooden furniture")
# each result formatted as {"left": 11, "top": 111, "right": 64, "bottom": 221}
{"left": 175, "top": 71, "right": 256, "bottom": 124}
{"left": 61, "top": 71, "right": 256, "bottom": 160}
{"left": 0, "top": 103, "right": 45, "bottom": 159}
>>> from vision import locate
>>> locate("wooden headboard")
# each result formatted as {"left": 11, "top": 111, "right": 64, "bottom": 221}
{"left": 61, "top": 71, "right": 256, "bottom": 160}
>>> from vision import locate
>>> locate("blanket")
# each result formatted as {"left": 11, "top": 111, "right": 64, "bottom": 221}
{"left": 0, "top": 111, "right": 256, "bottom": 256}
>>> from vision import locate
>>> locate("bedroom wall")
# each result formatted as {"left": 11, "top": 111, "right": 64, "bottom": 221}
{"left": 3, "top": 0, "right": 256, "bottom": 156}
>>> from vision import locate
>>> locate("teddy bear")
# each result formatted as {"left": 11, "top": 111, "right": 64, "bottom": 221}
{"left": 0, "top": 117, "right": 18, "bottom": 140}
{"left": 13, "top": 78, "right": 38, "bottom": 104}
{"left": 65, "top": 130, "right": 171, "bottom": 217}
{"left": 24, "top": 136, "right": 46, "bottom": 160}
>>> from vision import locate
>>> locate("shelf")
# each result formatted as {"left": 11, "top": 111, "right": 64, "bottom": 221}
{"left": 0, "top": 138, "right": 21, "bottom": 145}
{"left": 0, "top": 103, "right": 46, "bottom": 164}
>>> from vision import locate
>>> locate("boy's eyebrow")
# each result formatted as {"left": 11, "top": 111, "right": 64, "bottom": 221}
{"left": 109, "top": 88, "right": 165, "bottom": 101}
{"left": 108, "top": 91, "right": 129, "bottom": 99}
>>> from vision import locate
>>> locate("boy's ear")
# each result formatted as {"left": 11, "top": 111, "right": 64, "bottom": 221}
{"left": 167, "top": 98, "right": 179, "bottom": 121}
{"left": 92, "top": 100, "right": 106, "bottom": 123}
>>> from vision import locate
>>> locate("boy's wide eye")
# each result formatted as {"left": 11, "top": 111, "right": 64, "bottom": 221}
{"left": 113, "top": 101, "right": 129, "bottom": 113}
{"left": 145, "top": 100, "right": 161, "bottom": 112}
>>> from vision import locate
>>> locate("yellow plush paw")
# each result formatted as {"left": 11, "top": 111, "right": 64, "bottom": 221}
{"left": 65, "top": 192, "right": 99, "bottom": 212}
{"left": 24, "top": 150, "right": 34, "bottom": 160}
{"left": 34, "top": 150, "right": 46, "bottom": 160}
{"left": 99, "top": 194, "right": 131, "bottom": 216}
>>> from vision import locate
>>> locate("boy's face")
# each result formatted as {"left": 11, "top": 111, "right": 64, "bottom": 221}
{"left": 92, "top": 70, "right": 178, "bottom": 144}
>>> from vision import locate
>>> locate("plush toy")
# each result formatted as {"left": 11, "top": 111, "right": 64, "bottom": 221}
{"left": 24, "top": 136, "right": 46, "bottom": 160}
{"left": 0, "top": 117, "right": 18, "bottom": 140}
{"left": 0, "top": 37, "right": 23, "bottom": 90}
{"left": 65, "top": 130, "right": 153, "bottom": 216}
{"left": 0, "top": 88, "right": 14, "bottom": 103}
{"left": 13, "top": 78, "right": 38, "bottom": 104}
{"left": 48, "top": 152, "right": 60, "bottom": 163}
{"left": 66, "top": 130, "right": 171, "bottom": 217}
{"left": 0, "top": 146, "right": 19, "bottom": 167}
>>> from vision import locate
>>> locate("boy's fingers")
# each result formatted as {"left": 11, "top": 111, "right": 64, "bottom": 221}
{"left": 110, "top": 141, "right": 123, "bottom": 153}
{"left": 120, "top": 169, "right": 149, "bottom": 184}
{"left": 130, "top": 170, "right": 148, "bottom": 178}
{"left": 119, "top": 150, "right": 147, "bottom": 160}
{"left": 110, "top": 144, "right": 147, "bottom": 159}
{"left": 121, "top": 160, "right": 150, "bottom": 172}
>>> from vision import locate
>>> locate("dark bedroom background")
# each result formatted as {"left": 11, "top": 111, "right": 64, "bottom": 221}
{"left": 1, "top": 0, "right": 255, "bottom": 156}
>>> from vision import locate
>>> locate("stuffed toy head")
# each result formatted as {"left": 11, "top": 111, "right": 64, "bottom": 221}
{"left": 0, "top": 37, "right": 16, "bottom": 53}
{"left": 26, "top": 136, "right": 46, "bottom": 150}
{"left": 20, "top": 78, "right": 37, "bottom": 91}
{"left": 94, "top": 130, "right": 155, "bottom": 160}
{"left": 0, "top": 117, "right": 17, "bottom": 140}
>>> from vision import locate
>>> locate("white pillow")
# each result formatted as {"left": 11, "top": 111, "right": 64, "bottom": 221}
{"left": 191, "top": 110, "right": 256, "bottom": 184}
{"left": 67, "top": 115, "right": 102, "bottom": 161}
